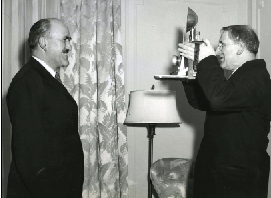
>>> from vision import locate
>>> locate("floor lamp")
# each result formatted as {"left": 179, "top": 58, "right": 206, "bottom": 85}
{"left": 124, "top": 90, "right": 181, "bottom": 198}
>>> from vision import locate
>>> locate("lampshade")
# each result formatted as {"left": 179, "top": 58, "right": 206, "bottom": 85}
{"left": 124, "top": 90, "right": 181, "bottom": 124}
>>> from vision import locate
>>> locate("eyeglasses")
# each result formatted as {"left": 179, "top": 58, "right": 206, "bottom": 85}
{"left": 217, "top": 43, "right": 235, "bottom": 51}
{"left": 47, "top": 36, "right": 72, "bottom": 45}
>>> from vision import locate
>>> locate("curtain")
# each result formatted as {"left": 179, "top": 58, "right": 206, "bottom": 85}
{"left": 60, "top": 1, "right": 128, "bottom": 197}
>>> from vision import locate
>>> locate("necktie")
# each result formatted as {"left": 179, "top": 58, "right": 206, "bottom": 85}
{"left": 55, "top": 71, "right": 62, "bottom": 83}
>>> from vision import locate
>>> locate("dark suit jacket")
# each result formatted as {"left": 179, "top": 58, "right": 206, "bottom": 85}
{"left": 6, "top": 57, "right": 84, "bottom": 198}
{"left": 183, "top": 56, "right": 271, "bottom": 198}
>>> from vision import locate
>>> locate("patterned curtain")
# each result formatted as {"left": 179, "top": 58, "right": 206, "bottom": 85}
{"left": 60, "top": 0, "right": 128, "bottom": 197}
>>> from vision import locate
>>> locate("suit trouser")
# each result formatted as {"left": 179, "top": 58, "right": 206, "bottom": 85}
{"left": 7, "top": 157, "right": 84, "bottom": 198}
{"left": 193, "top": 160, "right": 270, "bottom": 198}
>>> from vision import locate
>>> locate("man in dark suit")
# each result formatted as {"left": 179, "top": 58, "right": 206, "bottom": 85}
{"left": 178, "top": 25, "right": 271, "bottom": 198}
{"left": 6, "top": 18, "right": 84, "bottom": 198}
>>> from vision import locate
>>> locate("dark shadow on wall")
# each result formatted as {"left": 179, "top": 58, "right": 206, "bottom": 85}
{"left": 2, "top": 39, "right": 30, "bottom": 198}
{"left": 161, "top": 80, "right": 205, "bottom": 159}
{"left": 19, "top": 39, "right": 31, "bottom": 69}
{"left": 2, "top": 93, "right": 12, "bottom": 198}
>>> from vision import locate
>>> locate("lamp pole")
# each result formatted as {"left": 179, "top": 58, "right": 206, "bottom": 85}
{"left": 124, "top": 90, "right": 181, "bottom": 198}
{"left": 147, "top": 124, "right": 156, "bottom": 198}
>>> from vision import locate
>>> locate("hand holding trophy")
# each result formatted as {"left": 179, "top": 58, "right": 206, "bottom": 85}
{"left": 178, "top": 39, "right": 216, "bottom": 64}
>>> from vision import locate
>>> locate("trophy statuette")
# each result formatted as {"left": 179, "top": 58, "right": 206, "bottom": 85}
{"left": 154, "top": 7, "right": 203, "bottom": 81}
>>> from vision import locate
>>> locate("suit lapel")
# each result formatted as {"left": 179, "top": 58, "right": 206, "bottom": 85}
{"left": 29, "top": 58, "right": 77, "bottom": 107}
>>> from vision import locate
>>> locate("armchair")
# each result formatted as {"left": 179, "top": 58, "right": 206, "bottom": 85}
{"left": 150, "top": 158, "right": 194, "bottom": 198}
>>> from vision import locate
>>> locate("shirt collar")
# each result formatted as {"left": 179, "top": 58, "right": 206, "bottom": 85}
{"left": 227, "top": 67, "right": 239, "bottom": 80}
{"left": 232, "top": 67, "right": 239, "bottom": 74}
{"left": 32, "top": 56, "right": 56, "bottom": 77}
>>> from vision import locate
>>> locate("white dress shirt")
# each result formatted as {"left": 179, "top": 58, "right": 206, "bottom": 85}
{"left": 32, "top": 56, "right": 56, "bottom": 77}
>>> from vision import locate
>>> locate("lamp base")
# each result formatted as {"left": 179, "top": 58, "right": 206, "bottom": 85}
{"left": 147, "top": 124, "right": 156, "bottom": 198}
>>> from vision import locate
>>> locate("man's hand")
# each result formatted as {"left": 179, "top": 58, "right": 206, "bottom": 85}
{"left": 178, "top": 39, "right": 216, "bottom": 62}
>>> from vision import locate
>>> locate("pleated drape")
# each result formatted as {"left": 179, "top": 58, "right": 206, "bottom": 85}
{"left": 60, "top": 1, "right": 128, "bottom": 197}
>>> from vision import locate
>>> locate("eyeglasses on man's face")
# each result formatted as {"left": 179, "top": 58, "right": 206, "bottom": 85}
{"left": 46, "top": 36, "right": 72, "bottom": 45}
{"left": 216, "top": 42, "right": 236, "bottom": 51}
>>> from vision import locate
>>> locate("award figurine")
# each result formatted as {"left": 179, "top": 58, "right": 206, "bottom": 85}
{"left": 155, "top": 7, "right": 203, "bottom": 81}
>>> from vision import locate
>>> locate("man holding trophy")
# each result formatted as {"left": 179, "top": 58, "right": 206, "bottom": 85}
{"left": 179, "top": 25, "right": 271, "bottom": 198}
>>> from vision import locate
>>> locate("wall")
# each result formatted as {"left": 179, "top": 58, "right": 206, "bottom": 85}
{"left": 121, "top": 0, "right": 271, "bottom": 197}
{"left": 2, "top": 1, "right": 13, "bottom": 196}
